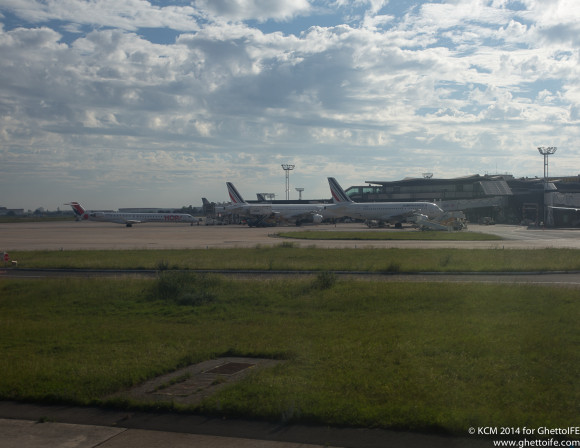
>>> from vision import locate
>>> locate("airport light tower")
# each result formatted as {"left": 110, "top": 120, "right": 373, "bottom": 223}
{"left": 281, "top": 164, "right": 295, "bottom": 201}
{"left": 295, "top": 188, "right": 304, "bottom": 200}
{"left": 538, "top": 146, "right": 557, "bottom": 180}
{"left": 538, "top": 146, "right": 557, "bottom": 226}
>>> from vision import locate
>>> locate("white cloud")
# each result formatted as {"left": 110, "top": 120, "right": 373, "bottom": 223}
{"left": 194, "top": 0, "right": 311, "bottom": 22}
{"left": 1, "top": 0, "right": 580, "bottom": 209}
{"left": 0, "top": 0, "right": 202, "bottom": 31}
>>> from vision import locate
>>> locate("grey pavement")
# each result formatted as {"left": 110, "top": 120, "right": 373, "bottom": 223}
{"left": 0, "top": 401, "right": 493, "bottom": 448}
{"left": 0, "top": 418, "right": 330, "bottom": 448}
{"left": 4, "top": 221, "right": 580, "bottom": 251}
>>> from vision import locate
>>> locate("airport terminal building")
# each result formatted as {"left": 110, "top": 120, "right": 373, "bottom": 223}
{"left": 343, "top": 174, "right": 580, "bottom": 227}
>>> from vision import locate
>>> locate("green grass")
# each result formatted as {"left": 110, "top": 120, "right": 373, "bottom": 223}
{"left": 8, "top": 247, "right": 580, "bottom": 272}
{"left": 0, "top": 275, "right": 578, "bottom": 434}
{"left": 278, "top": 230, "right": 501, "bottom": 241}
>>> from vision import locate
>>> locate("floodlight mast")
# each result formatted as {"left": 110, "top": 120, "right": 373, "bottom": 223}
{"left": 538, "top": 146, "right": 557, "bottom": 180}
{"left": 281, "top": 164, "right": 295, "bottom": 200}
{"left": 295, "top": 187, "right": 304, "bottom": 200}
{"left": 537, "top": 146, "right": 557, "bottom": 227}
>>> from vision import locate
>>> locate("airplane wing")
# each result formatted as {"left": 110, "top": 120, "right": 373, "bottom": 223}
{"left": 277, "top": 209, "right": 324, "bottom": 224}
{"left": 549, "top": 206, "right": 580, "bottom": 211}
{"left": 381, "top": 210, "right": 420, "bottom": 223}
{"left": 230, "top": 204, "right": 274, "bottom": 217}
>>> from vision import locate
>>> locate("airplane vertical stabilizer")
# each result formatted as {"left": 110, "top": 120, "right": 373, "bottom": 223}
{"left": 328, "top": 177, "right": 353, "bottom": 204}
{"left": 227, "top": 182, "right": 247, "bottom": 204}
{"left": 67, "top": 202, "right": 87, "bottom": 219}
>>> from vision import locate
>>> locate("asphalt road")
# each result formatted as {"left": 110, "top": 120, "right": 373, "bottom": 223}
{"left": 4, "top": 268, "right": 580, "bottom": 288}
{"left": 3, "top": 221, "right": 580, "bottom": 286}
{"left": 3, "top": 220, "right": 580, "bottom": 251}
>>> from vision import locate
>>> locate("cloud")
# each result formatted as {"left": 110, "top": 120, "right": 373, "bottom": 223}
{"left": 1, "top": 0, "right": 580, "bottom": 209}
{"left": 194, "top": 0, "right": 311, "bottom": 22}
{"left": 0, "top": 0, "right": 201, "bottom": 31}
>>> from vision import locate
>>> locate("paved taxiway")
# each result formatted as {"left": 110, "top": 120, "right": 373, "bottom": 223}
{"left": 4, "top": 221, "right": 580, "bottom": 289}
{"left": 2, "top": 221, "right": 580, "bottom": 251}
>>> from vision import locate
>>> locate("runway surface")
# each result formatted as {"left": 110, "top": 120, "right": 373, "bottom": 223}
{"left": 4, "top": 221, "right": 580, "bottom": 286}
{"left": 3, "top": 220, "right": 580, "bottom": 251}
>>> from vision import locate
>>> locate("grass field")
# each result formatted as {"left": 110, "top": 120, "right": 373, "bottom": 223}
{"left": 8, "top": 246, "right": 580, "bottom": 272}
{"left": 0, "top": 273, "right": 578, "bottom": 435}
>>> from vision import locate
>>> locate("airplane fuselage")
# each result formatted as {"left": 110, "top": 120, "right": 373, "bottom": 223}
{"left": 85, "top": 211, "right": 195, "bottom": 226}
{"left": 68, "top": 202, "right": 196, "bottom": 227}
{"left": 232, "top": 203, "right": 327, "bottom": 223}
{"left": 333, "top": 202, "right": 443, "bottom": 222}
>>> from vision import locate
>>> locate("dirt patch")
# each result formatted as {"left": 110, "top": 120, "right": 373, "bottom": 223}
{"left": 106, "top": 357, "right": 281, "bottom": 406}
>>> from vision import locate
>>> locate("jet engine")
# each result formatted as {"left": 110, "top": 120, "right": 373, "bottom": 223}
{"left": 312, "top": 213, "right": 324, "bottom": 224}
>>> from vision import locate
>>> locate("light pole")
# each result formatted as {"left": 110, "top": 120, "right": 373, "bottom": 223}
{"left": 258, "top": 193, "right": 275, "bottom": 201}
{"left": 281, "top": 164, "right": 295, "bottom": 201}
{"left": 538, "top": 146, "right": 557, "bottom": 226}
{"left": 295, "top": 188, "right": 304, "bottom": 200}
{"left": 538, "top": 146, "right": 557, "bottom": 180}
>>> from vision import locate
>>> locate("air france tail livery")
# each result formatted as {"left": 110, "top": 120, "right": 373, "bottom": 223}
{"left": 67, "top": 202, "right": 196, "bottom": 227}
{"left": 226, "top": 182, "right": 330, "bottom": 227}
{"left": 327, "top": 177, "right": 444, "bottom": 227}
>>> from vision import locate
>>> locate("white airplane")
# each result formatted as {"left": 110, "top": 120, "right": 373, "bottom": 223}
{"left": 202, "top": 197, "right": 229, "bottom": 215}
{"left": 327, "top": 177, "right": 445, "bottom": 228}
{"left": 226, "top": 182, "right": 330, "bottom": 227}
{"left": 67, "top": 202, "right": 196, "bottom": 227}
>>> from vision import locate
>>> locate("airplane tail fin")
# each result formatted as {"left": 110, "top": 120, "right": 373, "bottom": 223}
{"left": 226, "top": 182, "right": 246, "bottom": 204}
{"left": 67, "top": 202, "right": 86, "bottom": 217}
{"left": 201, "top": 197, "right": 215, "bottom": 217}
{"left": 328, "top": 177, "right": 353, "bottom": 204}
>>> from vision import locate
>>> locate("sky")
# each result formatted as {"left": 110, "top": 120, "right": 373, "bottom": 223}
{"left": 1, "top": 0, "right": 579, "bottom": 210}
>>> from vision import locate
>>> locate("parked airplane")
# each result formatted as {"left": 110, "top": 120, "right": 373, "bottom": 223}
{"left": 327, "top": 177, "right": 445, "bottom": 228}
{"left": 202, "top": 198, "right": 229, "bottom": 215}
{"left": 226, "top": 182, "right": 330, "bottom": 226}
{"left": 67, "top": 202, "right": 196, "bottom": 227}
